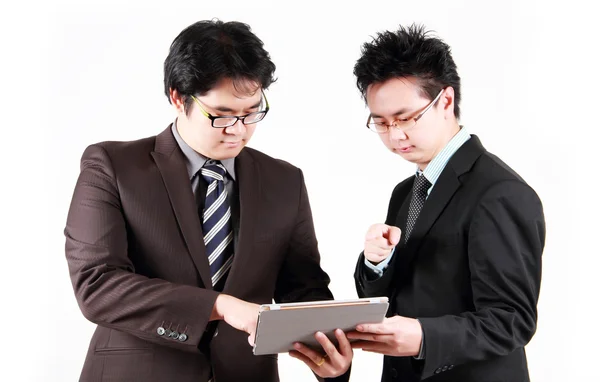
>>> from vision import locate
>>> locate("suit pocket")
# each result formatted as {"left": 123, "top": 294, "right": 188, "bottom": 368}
{"left": 95, "top": 348, "right": 153, "bottom": 381}
{"left": 101, "top": 328, "right": 153, "bottom": 351}
{"left": 95, "top": 347, "right": 153, "bottom": 354}
{"left": 255, "top": 232, "right": 277, "bottom": 242}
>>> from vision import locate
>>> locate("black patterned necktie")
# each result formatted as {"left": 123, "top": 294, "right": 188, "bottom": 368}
{"left": 404, "top": 174, "right": 432, "bottom": 243}
{"left": 199, "top": 161, "right": 234, "bottom": 290}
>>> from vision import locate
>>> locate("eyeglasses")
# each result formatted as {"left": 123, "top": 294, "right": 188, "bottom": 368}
{"left": 191, "top": 90, "right": 270, "bottom": 128}
{"left": 366, "top": 89, "right": 444, "bottom": 134}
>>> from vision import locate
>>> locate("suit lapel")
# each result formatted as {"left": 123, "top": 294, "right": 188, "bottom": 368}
{"left": 404, "top": 169, "right": 461, "bottom": 252}
{"left": 151, "top": 126, "right": 213, "bottom": 289}
{"left": 222, "top": 149, "right": 259, "bottom": 296}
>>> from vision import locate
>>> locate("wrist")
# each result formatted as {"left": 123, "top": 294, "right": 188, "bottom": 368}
{"left": 211, "top": 294, "right": 235, "bottom": 321}
{"left": 366, "top": 257, "right": 382, "bottom": 266}
{"left": 364, "top": 252, "right": 390, "bottom": 266}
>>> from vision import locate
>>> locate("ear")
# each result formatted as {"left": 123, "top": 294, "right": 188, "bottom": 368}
{"left": 441, "top": 87, "right": 456, "bottom": 120}
{"left": 169, "top": 88, "right": 186, "bottom": 114}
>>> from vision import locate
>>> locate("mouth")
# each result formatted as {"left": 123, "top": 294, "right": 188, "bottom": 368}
{"left": 396, "top": 145, "right": 414, "bottom": 153}
{"left": 222, "top": 141, "right": 243, "bottom": 148}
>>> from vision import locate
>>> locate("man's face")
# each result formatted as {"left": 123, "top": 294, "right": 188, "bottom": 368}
{"left": 173, "top": 78, "right": 264, "bottom": 160}
{"left": 366, "top": 77, "right": 456, "bottom": 170}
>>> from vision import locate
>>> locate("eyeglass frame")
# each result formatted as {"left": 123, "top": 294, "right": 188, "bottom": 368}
{"left": 366, "top": 88, "right": 445, "bottom": 133}
{"left": 190, "top": 90, "right": 270, "bottom": 128}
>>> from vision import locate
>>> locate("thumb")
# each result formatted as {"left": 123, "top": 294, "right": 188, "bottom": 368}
{"left": 384, "top": 226, "right": 401, "bottom": 246}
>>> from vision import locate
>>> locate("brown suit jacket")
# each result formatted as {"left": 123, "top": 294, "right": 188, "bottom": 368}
{"left": 65, "top": 126, "right": 348, "bottom": 382}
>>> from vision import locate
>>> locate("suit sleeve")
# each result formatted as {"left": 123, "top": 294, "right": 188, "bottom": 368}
{"left": 355, "top": 182, "right": 406, "bottom": 299}
{"left": 64, "top": 144, "right": 220, "bottom": 353}
{"left": 273, "top": 169, "right": 351, "bottom": 382}
{"left": 417, "top": 180, "right": 545, "bottom": 379}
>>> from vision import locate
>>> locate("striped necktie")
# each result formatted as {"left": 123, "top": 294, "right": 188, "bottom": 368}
{"left": 200, "top": 161, "right": 234, "bottom": 290}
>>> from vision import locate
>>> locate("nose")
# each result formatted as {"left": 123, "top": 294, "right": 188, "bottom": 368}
{"left": 225, "top": 119, "right": 246, "bottom": 135}
{"left": 388, "top": 124, "right": 408, "bottom": 141}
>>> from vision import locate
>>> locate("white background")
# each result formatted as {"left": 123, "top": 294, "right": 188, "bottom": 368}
{"left": 1, "top": 0, "right": 598, "bottom": 380}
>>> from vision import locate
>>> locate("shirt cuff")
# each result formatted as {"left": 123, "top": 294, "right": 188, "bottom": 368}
{"left": 363, "top": 248, "right": 395, "bottom": 277}
{"left": 414, "top": 318, "right": 425, "bottom": 360}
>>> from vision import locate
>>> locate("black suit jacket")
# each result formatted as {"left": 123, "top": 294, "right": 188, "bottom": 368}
{"left": 355, "top": 135, "right": 545, "bottom": 382}
{"left": 65, "top": 126, "right": 350, "bottom": 382}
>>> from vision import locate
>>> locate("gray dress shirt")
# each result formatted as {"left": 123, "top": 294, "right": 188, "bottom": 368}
{"left": 171, "top": 121, "right": 240, "bottom": 250}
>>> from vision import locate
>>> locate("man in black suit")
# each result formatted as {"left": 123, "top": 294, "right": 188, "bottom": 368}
{"left": 347, "top": 24, "right": 545, "bottom": 382}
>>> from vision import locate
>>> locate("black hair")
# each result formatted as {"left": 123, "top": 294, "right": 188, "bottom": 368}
{"left": 354, "top": 23, "right": 461, "bottom": 118}
{"left": 164, "top": 19, "right": 276, "bottom": 114}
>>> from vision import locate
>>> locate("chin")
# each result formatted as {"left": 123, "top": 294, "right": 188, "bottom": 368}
{"left": 213, "top": 146, "right": 245, "bottom": 160}
{"left": 397, "top": 151, "right": 422, "bottom": 164}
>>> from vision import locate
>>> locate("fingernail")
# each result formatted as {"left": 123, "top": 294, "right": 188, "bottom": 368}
{"left": 294, "top": 343, "right": 301, "bottom": 349}
{"left": 357, "top": 325, "right": 363, "bottom": 331}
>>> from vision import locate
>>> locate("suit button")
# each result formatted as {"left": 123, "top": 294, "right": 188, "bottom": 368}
{"left": 169, "top": 331, "right": 179, "bottom": 339}
{"left": 442, "top": 366, "right": 448, "bottom": 372}
{"left": 157, "top": 327, "right": 166, "bottom": 336}
{"left": 178, "top": 333, "right": 188, "bottom": 342}
{"left": 448, "top": 365, "right": 454, "bottom": 370}
{"left": 434, "top": 367, "right": 442, "bottom": 374}
{"left": 164, "top": 329, "right": 172, "bottom": 337}
{"left": 390, "top": 368, "right": 398, "bottom": 378}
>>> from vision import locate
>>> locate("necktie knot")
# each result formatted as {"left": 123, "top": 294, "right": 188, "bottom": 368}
{"left": 413, "top": 174, "right": 431, "bottom": 197}
{"left": 201, "top": 161, "right": 227, "bottom": 183}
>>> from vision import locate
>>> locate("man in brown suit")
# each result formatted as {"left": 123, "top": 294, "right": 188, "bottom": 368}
{"left": 64, "top": 19, "right": 352, "bottom": 382}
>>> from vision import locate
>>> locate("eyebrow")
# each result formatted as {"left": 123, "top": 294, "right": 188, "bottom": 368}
{"left": 371, "top": 108, "right": 411, "bottom": 119}
{"left": 212, "top": 100, "right": 262, "bottom": 113}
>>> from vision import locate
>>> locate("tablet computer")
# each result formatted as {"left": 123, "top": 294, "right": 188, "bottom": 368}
{"left": 252, "top": 297, "right": 389, "bottom": 355}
